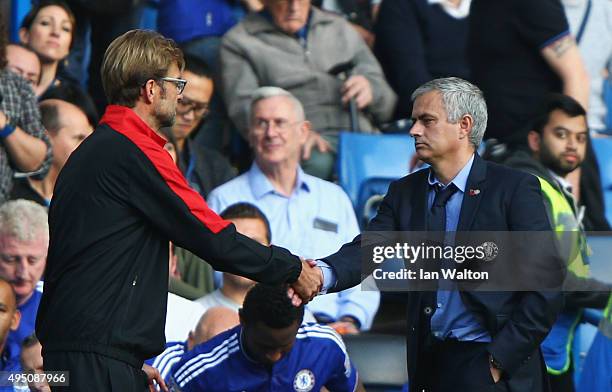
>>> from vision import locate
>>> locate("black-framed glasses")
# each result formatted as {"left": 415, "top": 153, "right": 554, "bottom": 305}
{"left": 177, "top": 97, "right": 210, "bottom": 117}
{"left": 158, "top": 77, "right": 187, "bottom": 94}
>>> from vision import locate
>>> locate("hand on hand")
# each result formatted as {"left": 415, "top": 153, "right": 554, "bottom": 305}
{"left": 142, "top": 363, "right": 168, "bottom": 392}
{"left": 342, "top": 75, "right": 373, "bottom": 109}
{"left": 288, "top": 259, "right": 323, "bottom": 306}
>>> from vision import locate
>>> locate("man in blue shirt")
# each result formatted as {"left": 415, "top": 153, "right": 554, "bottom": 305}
{"left": 207, "top": 87, "right": 379, "bottom": 333}
{"left": 0, "top": 200, "right": 46, "bottom": 364}
{"left": 168, "top": 284, "right": 364, "bottom": 391}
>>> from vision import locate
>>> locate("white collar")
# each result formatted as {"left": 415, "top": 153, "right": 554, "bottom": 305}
{"left": 427, "top": 0, "right": 472, "bottom": 19}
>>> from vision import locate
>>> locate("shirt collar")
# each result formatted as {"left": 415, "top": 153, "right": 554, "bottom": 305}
{"left": 427, "top": 0, "right": 471, "bottom": 19}
{"left": 248, "top": 162, "right": 311, "bottom": 199}
{"left": 548, "top": 169, "right": 573, "bottom": 194}
{"left": 428, "top": 154, "right": 475, "bottom": 193}
{"left": 100, "top": 105, "right": 167, "bottom": 148}
{"left": 260, "top": 9, "right": 312, "bottom": 40}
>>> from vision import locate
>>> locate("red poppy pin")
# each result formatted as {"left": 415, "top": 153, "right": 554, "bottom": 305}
{"left": 469, "top": 189, "right": 480, "bottom": 196}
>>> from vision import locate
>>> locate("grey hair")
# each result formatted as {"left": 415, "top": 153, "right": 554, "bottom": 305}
{"left": 248, "top": 86, "right": 305, "bottom": 125}
{"left": 411, "top": 77, "right": 488, "bottom": 149}
{"left": 0, "top": 200, "right": 49, "bottom": 243}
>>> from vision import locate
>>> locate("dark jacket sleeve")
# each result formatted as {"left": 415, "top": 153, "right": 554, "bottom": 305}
{"left": 323, "top": 180, "right": 400, "bottom": 292}
{"left": 128, "top": 143, "right": 302, "bottom": 285}
{"left": 486, "top": 173, "right": 564, "bottom": 377}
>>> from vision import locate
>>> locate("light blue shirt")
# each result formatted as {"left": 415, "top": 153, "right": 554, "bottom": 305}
{"left": 207, "top": 162, "right": 380, "bottom": 329}
{"left": 427, "top": 155, "right": 491, "bottom": 342}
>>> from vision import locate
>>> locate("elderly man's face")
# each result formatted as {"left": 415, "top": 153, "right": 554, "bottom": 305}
{"left": 0, "top": 234, "right": 47, "bottom": 306}
{"left": 249, "top": 96, "right": 308, "bottom": 168}
{"left": 264, "top": 0, "right": 311, "bottom": 34}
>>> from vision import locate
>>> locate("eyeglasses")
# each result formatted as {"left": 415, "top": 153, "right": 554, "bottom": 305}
{"left": 158, "top": 77, "right": 187, "bottom": 94}
{"left": 177, "top": 97, "right": 210, "bottom": 117}
{"left": 252, "top": 118, "right": 302, "bottom": 134}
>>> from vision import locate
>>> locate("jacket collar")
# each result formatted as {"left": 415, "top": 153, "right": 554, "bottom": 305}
{"left": 244, "top": 6, "right": 335, "bottom": 35}
{"left": 100, "top": 105, "right": 167, "bottom": 148}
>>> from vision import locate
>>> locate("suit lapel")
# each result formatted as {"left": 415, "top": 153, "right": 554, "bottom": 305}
{"left": 457, "top": 154, "right": 487, "bottom": 231}
{"left": 409, "top": 170, "right": 429, "bottom": 230}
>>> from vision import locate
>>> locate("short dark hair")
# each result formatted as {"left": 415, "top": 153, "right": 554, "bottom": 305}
{"left": 531, "top": 94, "right": 587, "bottom": 134}
{"left": 241, "top": 284, "right": 304, "bottom": 329}
{"left": 41, "top": 84, "right": 99, "bottom": 126}
{"left": 22, "top": 333, "right": 39, "bottom": 349}
{"left": 39, "top": 102, "right": 61, "bottom": 134}
{"left": 220, "top": 203, "right": 272, "bottom": 244}
{"left": 183, "top": 54, "right": 213, "bottom": 80}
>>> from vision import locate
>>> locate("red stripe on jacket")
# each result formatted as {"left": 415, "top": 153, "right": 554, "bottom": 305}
{"left": 101, "top": 105, "right": 230, "bottom": 234}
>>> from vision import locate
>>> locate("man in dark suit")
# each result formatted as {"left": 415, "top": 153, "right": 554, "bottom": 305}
{"left": 319, "top": 77, "right": 563, "bottom": 391}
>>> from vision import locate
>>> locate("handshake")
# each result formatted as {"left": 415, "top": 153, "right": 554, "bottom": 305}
{"left": 287, "top": 259, "right": 325, "bottom": 306}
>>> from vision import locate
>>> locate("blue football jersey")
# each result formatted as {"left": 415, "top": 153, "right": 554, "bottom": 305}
{"left": 168, "top": 323, "right": 357, "bottom": 392}
{"left": 146, "top": 341, "right": 187, "bottom": 380}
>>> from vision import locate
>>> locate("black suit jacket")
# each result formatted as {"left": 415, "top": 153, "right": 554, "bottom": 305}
{"left": 323, "top": 154, "right": 563, "bottom": 391}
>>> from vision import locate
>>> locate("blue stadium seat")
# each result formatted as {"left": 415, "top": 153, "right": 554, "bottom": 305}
{"left": 140, "top": 0, "right": 160, "bottom": 30}
{"left": 10, "top": 0, "right": 32, "bottom": 42}
{"left": 591, "top": 138, "right": 612, "bottom": 226}
{"left": 337, "top": 133, "right": 414, "bottom": 227}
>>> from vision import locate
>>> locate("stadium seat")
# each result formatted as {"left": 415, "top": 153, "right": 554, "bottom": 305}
{"left": 343, "top": 334, "right": 408, "bottom": 392}
{"left": 337, "top": 133, "right": 414, "bottom": 227}
{"left": 10, "top": 0, "right": 32, "bottom": 42}
{"left": 591, "top": 138, "right": 612, "bottom": 226}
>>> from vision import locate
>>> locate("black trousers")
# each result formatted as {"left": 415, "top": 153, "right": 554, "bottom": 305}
{"left": 417, "top": 339, "right": 511, "bottom": 392}
{"left": 44, "top": 351, "right": 148, "bottom": 392}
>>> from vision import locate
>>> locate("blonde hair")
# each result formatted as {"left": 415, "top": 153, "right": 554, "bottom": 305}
{"left": 101, "top": 29, "right": 184, "bottom": 107}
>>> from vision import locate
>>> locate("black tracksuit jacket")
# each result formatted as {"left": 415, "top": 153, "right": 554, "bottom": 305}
{"left": 36, "top": 105, "right": 302, "bottom": 366}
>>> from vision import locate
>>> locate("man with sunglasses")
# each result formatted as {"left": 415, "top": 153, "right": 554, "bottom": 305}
{"left": 170, "top": 54, "right": 235, "bottom": 199}
{"left": 36, "top": 30, "right": 322, "bottom": 392}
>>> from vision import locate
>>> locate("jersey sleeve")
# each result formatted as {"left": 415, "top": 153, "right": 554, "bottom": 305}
{"left": 516, "top": 0, "right": 569, "bottom": 49}
{"left": 322, "top": 333, "right": 358, "bottom": 392}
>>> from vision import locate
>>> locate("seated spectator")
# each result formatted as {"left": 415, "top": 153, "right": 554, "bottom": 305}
{"left": 220, "top": 0, "right": 397, "bottom": 179}
{"left": 169, "top": 55, "right": 235, "bottom": 198}
{"left": 18, "top": 0, "right": 76, "bottom": 97}
{"left": 0, "top": 200, "right": 47, "bottom": 364}
{"left": 561, "top": 0, "right": 612, "bottom": 136}
{"left": 10, "top": 99, "right": 92, "bottom": 207}
{"left": 148, "top": 306, "right": 239, "bottom": 380}
{"left": 374, "top": 0, "right": 471, "bottom": 120}
{"left": 168, "top": 284, "right": 365, "bottom": 391}
{"left": 20, "top": 334, "right": 50, "bottom": 392}
{"left": 195, "top": 202, "right": 317, "bottom": 322}
{"left": 5, "top": 43, "right": 41, "bottom": 90}
{"left": 0, "top": 17, "right": 52, "bottom": 204}
{"left": 195, "top": 203, "right": 270, "bottom": 311}
{"left": 208, "top": 88, "right": 380, "bottom": 333}
{"left": 0, "top": 278, "right": 21, "bottom": 391}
